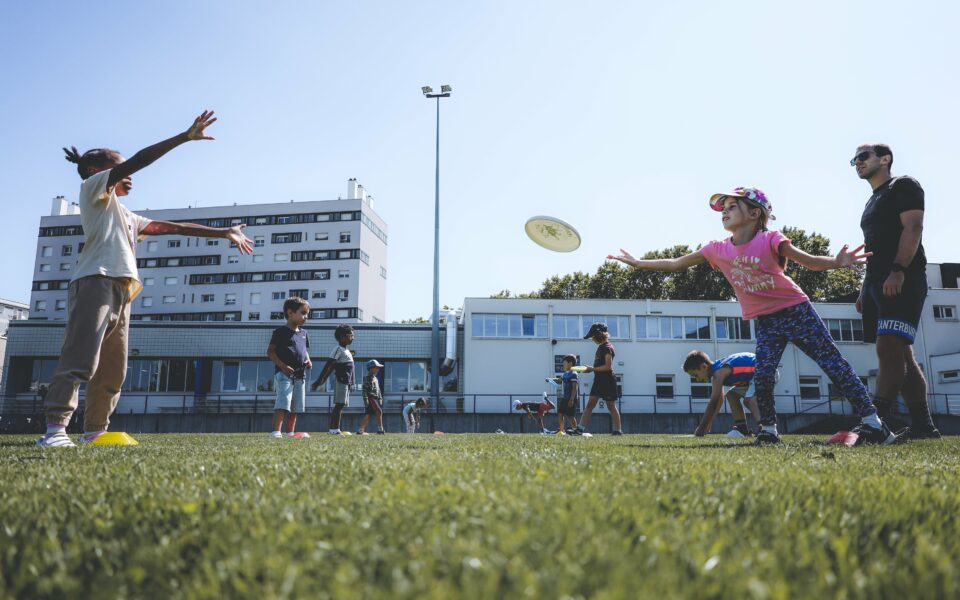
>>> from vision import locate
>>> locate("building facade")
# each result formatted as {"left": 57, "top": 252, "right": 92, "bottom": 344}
{"left": 0, "top": 298, "right": 29, "bottom": 390}
{"left": 30, "top": 179, "right": 388, "bottom": 324}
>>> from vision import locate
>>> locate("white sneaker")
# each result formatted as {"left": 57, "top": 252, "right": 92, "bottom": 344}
{"left": 270, "top": 431, "right": 283, "bottom": 439}
{"left": 37, "top": 431, "right": 76, "bottom": 448}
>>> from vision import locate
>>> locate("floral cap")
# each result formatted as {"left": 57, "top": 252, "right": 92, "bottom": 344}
{"left": 709, "top": 186, "right": 776, "bottom": 220}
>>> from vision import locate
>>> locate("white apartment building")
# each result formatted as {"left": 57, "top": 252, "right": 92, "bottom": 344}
{"left": 30, "top": 179, "right": 388, "bottom": 324}
{"left": 0, "top": 298, "right": 29, "bottom": 389}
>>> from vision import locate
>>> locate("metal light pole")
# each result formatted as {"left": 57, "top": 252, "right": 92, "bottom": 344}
{"left": 422, "top": 84, "right": 452, "bottom": 409}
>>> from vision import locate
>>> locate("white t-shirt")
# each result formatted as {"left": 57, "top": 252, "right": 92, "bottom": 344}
{"left": 72, "top": 169, "right": 153, "bottom": 300}
{"left": 329, "top": 345, "right": 355, "bottom": 388}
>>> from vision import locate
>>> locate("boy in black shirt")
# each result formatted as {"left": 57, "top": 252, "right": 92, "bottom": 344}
{"left": 853, "top": 143, "right": 938, "bottom": 439}
{"left": 267, "top": 297, "right": 312, "bottom": 439}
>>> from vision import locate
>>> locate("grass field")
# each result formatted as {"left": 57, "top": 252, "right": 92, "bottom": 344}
{"left": 2, "top": 433, "right": 959, "bottom": 599}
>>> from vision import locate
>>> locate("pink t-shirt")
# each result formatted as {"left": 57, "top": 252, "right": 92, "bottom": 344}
{"left": 699, "top": 230, "right": 808, "bottom": 320}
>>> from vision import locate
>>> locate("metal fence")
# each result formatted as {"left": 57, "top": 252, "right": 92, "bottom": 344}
{"left": 3, "top": 391, "right": 959, "bottom": 416}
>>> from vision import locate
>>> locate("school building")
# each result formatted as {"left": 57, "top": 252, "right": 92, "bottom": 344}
{"left": 3, "top": 263, "right": 958, "bottom": 432}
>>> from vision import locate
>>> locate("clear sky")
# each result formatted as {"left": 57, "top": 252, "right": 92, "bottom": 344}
{"left": 1, "top": 0, "right": 956, "bottom": 320}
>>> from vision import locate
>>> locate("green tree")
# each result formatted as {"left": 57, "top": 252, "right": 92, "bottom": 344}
{"left": 537, "top": 271, "right": 593, "bottom": 299}
{"left": 781, "top": 227, "right": 864, "bottom": 300}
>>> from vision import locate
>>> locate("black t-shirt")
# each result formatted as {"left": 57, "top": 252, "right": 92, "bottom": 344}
{"left": 860, "top": 176, "right": 926, "bottom": 282}
{"left": 269, "top": 326, "right": 310, "bottom": 378}
{"left": 593, "top": 341, "right": 616, "bottom": 381}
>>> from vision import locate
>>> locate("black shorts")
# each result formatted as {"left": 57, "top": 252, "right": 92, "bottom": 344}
{"left": 364, "top": 399, "right": 382, "bottom": 415}
{"left": 862, "top": 272, "right": 926, "bottom": 344}
{"left": 590, "top": 376, "right": 618, "bottom": 400}
{"left": 558, "top": 398, "right": 578, "bottom": 417}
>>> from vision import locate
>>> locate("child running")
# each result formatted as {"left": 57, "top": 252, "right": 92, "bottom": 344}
{"left": 38, "top": 111, "right": 253, "bottom": 447}
{"left": 684, "top": 350, "right": 761, "bottom": 437}
{"left": 267, "top": 297, "right": 312, "bottom": 439}
{"left": 311, "top": 324, "right": 355, "bottom": 435}
{"left": 609, "top": 186, "right": 896, "bottom": 445}
{"left": 514, "top": 395, "right": 556, "bottom": 434}
{"left": 358, "top": 360, "right": 386, "bottom": 435}
{"left": 575, "top": 323, "right": 623, "bottom": 435}
{"left": 403, "top": 398, "right": 428, "bottom": 433}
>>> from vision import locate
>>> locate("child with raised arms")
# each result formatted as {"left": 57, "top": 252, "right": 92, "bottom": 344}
{"left": 38, "top": 111, "right": 253, "bottom": 447}
{"left": 609, "top": 187, "right": 896, "bottom": 445}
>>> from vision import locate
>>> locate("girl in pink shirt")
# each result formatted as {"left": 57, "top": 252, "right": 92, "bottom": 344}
{"left": 609, "top": 187, "right": 897, "bottom": 446}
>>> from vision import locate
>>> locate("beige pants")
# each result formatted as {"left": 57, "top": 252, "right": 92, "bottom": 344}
{"left": 45, "top": 276, "right": 131, "bottom": 431}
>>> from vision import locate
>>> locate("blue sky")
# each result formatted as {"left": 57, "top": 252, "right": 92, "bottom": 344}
{"left": 1, "top": 1, "right": 956, "bottom": 320}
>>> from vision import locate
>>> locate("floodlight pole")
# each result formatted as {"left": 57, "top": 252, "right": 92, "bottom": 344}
{"left": 424, "top": 86, "right": 451, "bottom": 409}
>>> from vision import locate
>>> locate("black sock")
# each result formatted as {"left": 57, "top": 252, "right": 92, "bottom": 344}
{"left": 873, "top": 397, "right": 893, "bottom": 420}
{"left": 908, "top": 400, "right": 935, "bottom": 430}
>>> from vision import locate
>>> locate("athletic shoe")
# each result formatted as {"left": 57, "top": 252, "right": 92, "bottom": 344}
{"left": 376, "top": 430, "right": 386, "bottom": 435}
{"left": 852, "top": 421, "right": 898, "bottom": 446}
{"left": 611, "top": 430, "right": 624, "bottom": 436}
{"left": 573, "top": 426, "right": 585, "bottom": 435}
{"left": 79, "top": 431, "right": 106, "bottom": 444}
{"left": 581, "top": 432, "right": 593, "bottom": 438}
{"left": 356, "top": 431, "right": 369, "bottom": 436}
{"left": 541, "top": 428, "right": 556, "bottom": 434}
{"left": 270, "top": 431, "right": 283, "bottom": 439}
{"left": 896, "top": 425, "right": 942, "bottom": 441}
{"left": 36, "top": 432, "right": 76, "bottom": 448}
{"left": 731, "top": 423, "right": 752, "bottom": 437}
{"left": 755, "top": 430, "right": 782, "bottom": 445}
{"left": 555, "top": 429, "right": 567, "bottom": 435}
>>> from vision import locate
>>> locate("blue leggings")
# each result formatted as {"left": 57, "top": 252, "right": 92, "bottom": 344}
{"left": 754, "top": 301, "right": 875, "bottom": 425}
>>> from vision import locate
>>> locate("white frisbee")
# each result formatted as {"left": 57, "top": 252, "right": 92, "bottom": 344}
{"left": 525, "top": 215, "right": 581, "bottom": 252}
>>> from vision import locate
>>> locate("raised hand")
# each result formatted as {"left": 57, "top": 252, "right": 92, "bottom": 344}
{"left": 834, "top": 244, "right": 872, "bottom": 268}
{"left": 226, "top": 224, "right": 254, "bottom": 254}
{"left": 606, "top": 248, "right": 638, "bottom": 266}
{"left": 185, "top": 110, "right": 217, "bottom": 141}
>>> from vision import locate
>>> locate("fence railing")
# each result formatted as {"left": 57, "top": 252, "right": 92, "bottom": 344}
{"left": 3, "top": 392, "right": 958, "bottom": 417}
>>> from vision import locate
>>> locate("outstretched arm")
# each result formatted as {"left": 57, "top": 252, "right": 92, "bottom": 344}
{"left": 311, "top": 359, "right": 336, "bottom": 391}
{"left": 107, "top": 110, "right": 217, "bottom": 188}
{"left": 779, "top": 241, "right": 871, "bottom": 272}
{"left": 141, "top": 221, "right": 253, "bottom": 254}
{"left": 694, "top": 373, "right": 727, "bottom": 437}
{"left": 607, "top": 249, "right": 706, "bottom": 273}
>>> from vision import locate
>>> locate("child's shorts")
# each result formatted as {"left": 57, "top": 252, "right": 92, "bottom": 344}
{"left": 365, "top": 398, "right": 382, "bottom": 415}
{"left": 274, "top": 372, "right": 306, "bottom": 413}
{"left": 334, "top": 384, "right": 350, "bottom": 406}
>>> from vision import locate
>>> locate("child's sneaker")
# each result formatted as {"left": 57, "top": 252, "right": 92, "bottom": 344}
{"left": 376, "top": 429, "right": 386, "bottom": 435}
{"left": 555, "top": 429, "right": 566, "bottom": 435}
{"left": 36, "top": 431, "right": 76, "bottom": 448}
{"left": 270, "top": 431, "right": 283, "bottom": 439}
{"left": 611, "top": 430, "right": 624, "bottom": 436}
{"left": 730, "top": 423, "right": 752, "bottom": 437}
{"left": 755, "top": 430, "right": 782, "bottom": 445}
{"left": 852, "top": 421, "right": 898, "bottom": 446}
{"left": 896, "top": 425, "right": 942, "bottom": 441}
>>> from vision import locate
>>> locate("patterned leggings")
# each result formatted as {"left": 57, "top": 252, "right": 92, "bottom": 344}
{"left": 754, "top": 301, "right": 875, "bottom": 425}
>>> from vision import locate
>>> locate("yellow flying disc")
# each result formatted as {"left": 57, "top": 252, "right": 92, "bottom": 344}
{"left": 525, "top": 216, "right": 581, "bottom": 252}
{"left": 570, "top": 366, "right": 589, "bottom": 373}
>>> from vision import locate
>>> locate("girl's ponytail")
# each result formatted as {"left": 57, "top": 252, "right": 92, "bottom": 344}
{"left": 62, "top": 146, "right": 114, "bottom": 179}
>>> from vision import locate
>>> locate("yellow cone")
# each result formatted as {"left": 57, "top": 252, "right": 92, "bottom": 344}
{"left": 90, "top": 432, "right": 140, "bottom": 446}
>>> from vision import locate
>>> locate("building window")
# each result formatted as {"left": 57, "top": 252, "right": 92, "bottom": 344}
{"left": 228, "top": 255, "right": 240, "bottom": 264}
{"left": 41, "top": 246, "right": 53, "bottom": 257}
{"left": 315, "top": 232, "right": 329, "bottom": 241}
{"left": 225, "top": 293, "right": 237, "bottom": 306}
{"left": 248, "top": 312, "right": 260, "bottom": 321}
{"left": 255, "top": 217, "right": 268, "bottom": 225}
{"left": 270, "top": 311, "right": 285, "bottom": 320}
{"left": 312, "top": 290, "right": 326, "bottom": 299}
{"left": 206, "top": 239, "right": 219, "bottom": 246}
{"left": 60, "top": 263, "right": 71, "bottom": 271}
{"left": 274, "top": 253, "right": 289, "bottom": 262}
{"left": 147, "top": 241, "right": 158, "bottom": 252}
{"left": 254, "top": 236, "right": 265, "bottom": 247}
{"left": 799, "top": 376, "right": 821, "bottom": 400}
{"left": 40, "top": 264, "right": 51, "bottom": 272}
{"left": 272, "top": 232, "right": 303, "bottom": 244}
{"left": 55, "top": 299, "right": 67, "bottom": 310}
{"left": 337, "top": 250, "right": 352, "bottom": 259}
{"left": 37, "top": 282, "right": 50, "bottom": 291}
{"left": 553, "top": 354, "right": 581, "bottom": 374}
{"left": 168, "top": 240, "right": 181, "bottom": 248}
{"left": 250, "top": 292, "right": 261, "bottom": 305}
{"left": 289, "top": 289, "right": 308, "bottom": 299}
{"left": 338, "top": 269, "right": 350, "bottom": 279}
{"left": 829, "top": 377, "right": 869, "bottom": 402}
{"left": 274, "top": 273, "right": 289, "bottom": 281}
{"left": 273, "top": 291, "right": 286, "bottom": 300}
{"left": 165, "top": 276, "right": 178, "bottom": 285}
{"left": 716, "top": 317, "right": 752, "bottom": 340}
{"left": 690, "top": 377, "right": 710, "bottom": 399}
{"left": 253, "top": 254, "right": 264, "bottom": 263}
{"left": 61, "top": 245, "right": 72, "bottom": 256}
{"left": 35, "top": 300, "right": 47, "bottom": 311}
{"left": 336, "top": 290, "right": 349, "bottom": 302}
{"left": 277, "top": 216, "right": 293, "bottom": 224}
{"left": 581, "top": 315, "right": 631, "bottom": 339}
{"left": 825, "top": 319, "right": 864, "bottom": 342}
{"left": 933, "top": 305, "right": 957, "bottom": 320}
{"left": 340, "top": 232, "right": 351, "bottom": 243}
{"left": 251, "top": 274, "right": 265, "bottom": 282}
{"left": 163, "top": 296, "right": 176, "bottom": 304}
{"left": 142, "top": 296, "right": 154, "bottom": 307}
{"left": 637, "top": 316, "right": 710, "bottom": 340}
{"left": 656, "top": 375, "right": 675, "bottom": 400}
{"left": 143, "top": 277, "right": 155, "bottom": 286}
{"left": 473, "top": 313, "right": 549, "bottom": 338}
{"left": 380, "top": 266, "right": 387, "bottom": 279}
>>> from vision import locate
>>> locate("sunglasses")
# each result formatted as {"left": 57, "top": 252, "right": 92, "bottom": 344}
{"left": 849, "top": 151, "right": 874, "bottom": 166}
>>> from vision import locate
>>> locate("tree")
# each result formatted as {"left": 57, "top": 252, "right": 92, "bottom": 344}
{"left": 781, "top": 227, "right": 864, "bottom": 301}
{"left": 399, "top": 316, "right": 429, "bottom": 324}
{"left": 537, "top": 271, "right": 593, "bottom": 299}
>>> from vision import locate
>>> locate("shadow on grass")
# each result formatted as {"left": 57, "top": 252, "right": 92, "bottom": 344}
{"left": 0, "top": 440, "right": 42, "bottom": 448}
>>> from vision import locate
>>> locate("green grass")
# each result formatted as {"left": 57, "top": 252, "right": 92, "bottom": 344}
{"left": 2, "top": 433, "right": 959, "bottom": 599}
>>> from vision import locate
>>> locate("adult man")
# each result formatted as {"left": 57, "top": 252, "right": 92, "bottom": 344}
{"left": 853, "top": 143, "right": 940, "bottom": 439}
